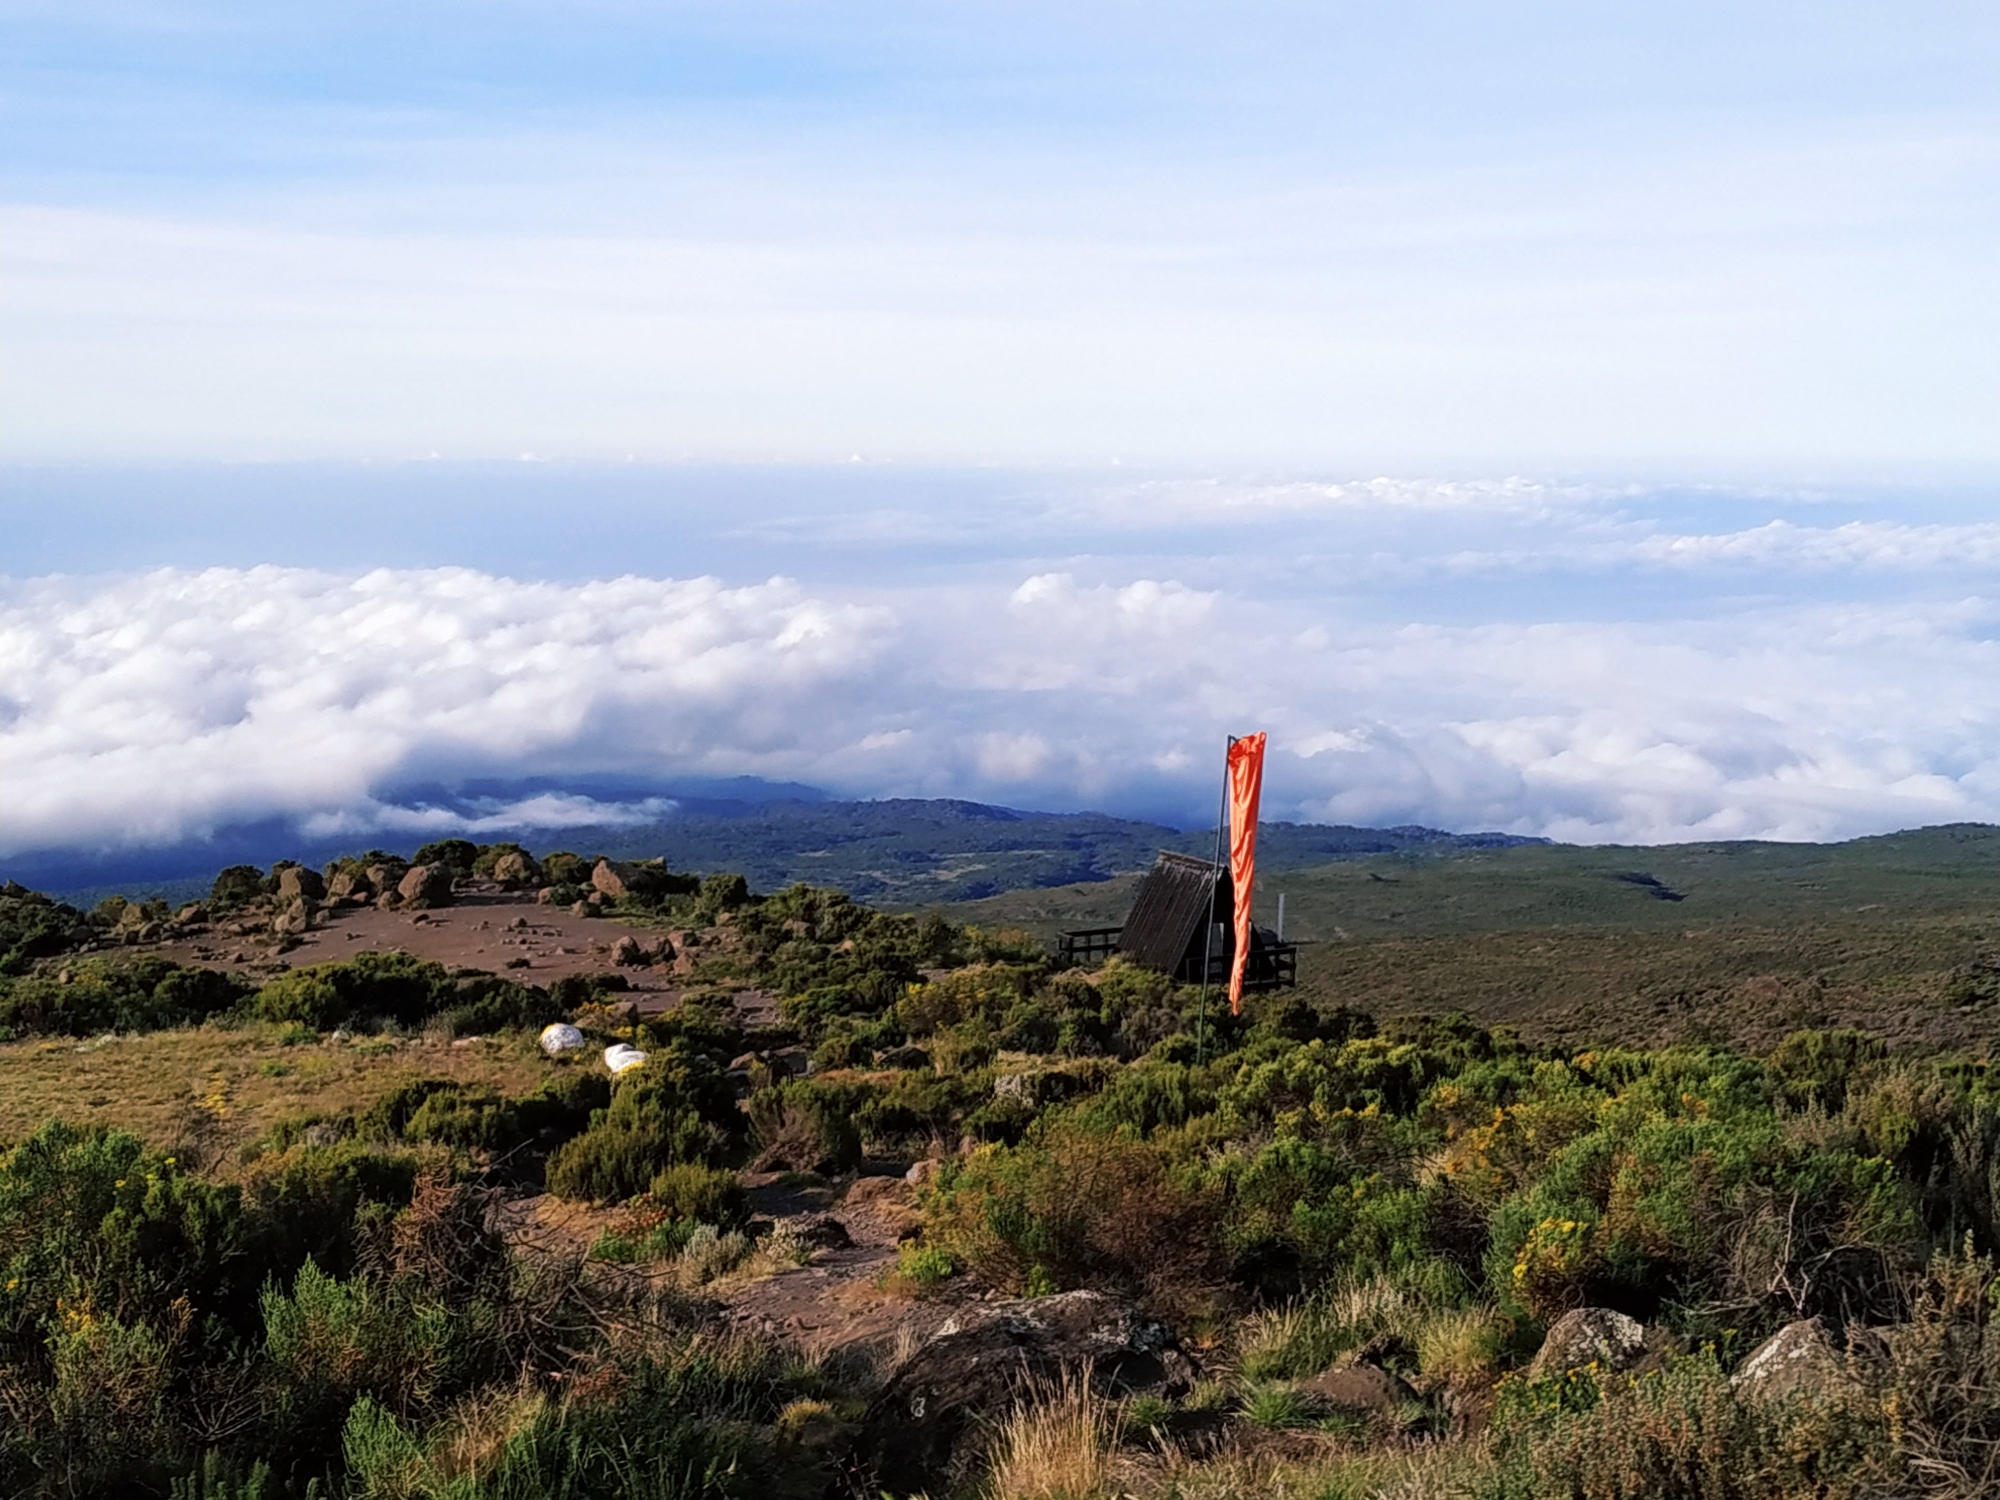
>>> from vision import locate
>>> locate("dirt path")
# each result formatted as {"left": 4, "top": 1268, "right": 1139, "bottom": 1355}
{"left": 719, "top": 1173, "right": 975, "bottom": 1356}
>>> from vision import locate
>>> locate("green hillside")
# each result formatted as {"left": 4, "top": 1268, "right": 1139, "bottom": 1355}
{"left": 943, "top": 823, "right": 2000, "bottom": 1053}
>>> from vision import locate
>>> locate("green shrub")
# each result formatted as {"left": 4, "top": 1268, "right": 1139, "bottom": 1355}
{"left": 208, "top": 865, "right": 268, "bottom": 910}
{"left": 411, "top": 839, "right": 480, "bottom": 877}
{"left": 747, "top": 1082, "right": 863, "bottom": 1174}
{"left": 0, "top": 956, "right": 249, "bottom": 1037}
{"left": 648, "top": 1163, "right": 748, "bottom": 1227}
{"left": 928, "top": 1121, "right": 1227, "bottom": 1320}
{"left": 545, "top": 1074, "right": 725, "bottom": 1202}
{"left": 895, "top": 1241, "right": 955, "bottom": 1289}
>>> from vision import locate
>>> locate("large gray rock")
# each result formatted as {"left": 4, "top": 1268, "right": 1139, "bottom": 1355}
{"left": 1527, "top": 1307, "right": 1650, "bottom": 1380}
{"left": 1731, "top": 1319, "right": 1865, "bottom": 1407}
{"left": 856, "top": 1290, "right": 1196, "bottom": 1495}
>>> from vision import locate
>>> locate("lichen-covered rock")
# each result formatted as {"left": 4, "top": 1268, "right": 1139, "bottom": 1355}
{"left": 1527, "top": 1307, "right": 1651, "bottom": 1380}
{"left": 1731, "top": 1319, "right": 1864, "bottom": 1406}
{"left": 856, "top": 1291, "right": 1197, "bottom": 1494}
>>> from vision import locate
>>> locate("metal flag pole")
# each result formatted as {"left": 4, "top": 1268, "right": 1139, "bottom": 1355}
{"left": 1196, "top": 736, "right": 1233, "bottom": 1066}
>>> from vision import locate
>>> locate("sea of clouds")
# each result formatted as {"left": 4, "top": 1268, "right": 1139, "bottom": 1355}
{"left": 3, "top": 472, "right": 1999, "bottom": 859}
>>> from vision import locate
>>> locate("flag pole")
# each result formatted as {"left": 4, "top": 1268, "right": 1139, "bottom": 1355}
{"left": 1196, "top": 736, "right": 1233, "bottom": 1066}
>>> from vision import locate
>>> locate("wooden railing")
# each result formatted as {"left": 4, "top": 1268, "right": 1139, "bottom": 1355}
{"left": 1058, "top": 926, "right": 1124, "bottom": 964}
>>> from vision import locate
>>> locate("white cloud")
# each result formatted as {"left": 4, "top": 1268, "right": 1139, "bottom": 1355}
{"left": 6, "top": 560, "right": 2000, "bottom": 858}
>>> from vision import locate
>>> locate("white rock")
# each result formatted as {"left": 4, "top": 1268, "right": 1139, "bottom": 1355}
{"left": 604, "top": 1043, "right": 648, "bottom": 1075}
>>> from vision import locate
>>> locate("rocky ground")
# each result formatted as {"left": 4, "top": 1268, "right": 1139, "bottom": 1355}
{"left": 144, "top": 880, "right": 779, "bottom": 1023}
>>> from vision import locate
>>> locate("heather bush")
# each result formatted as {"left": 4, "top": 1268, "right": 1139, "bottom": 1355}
{"left": 0, "top": 955, "right": 249, "bottom": 1037}
{"left": 545, "top": 1072, "right": 727, "bottom": 1201}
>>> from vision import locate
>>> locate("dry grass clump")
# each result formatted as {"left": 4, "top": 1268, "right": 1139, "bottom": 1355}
{"left": 986, "top": 1371, "right": 1123, "bottom": 1500}
{"left": 1238, "top": 1273, "right": 1455, "bottom": 1382}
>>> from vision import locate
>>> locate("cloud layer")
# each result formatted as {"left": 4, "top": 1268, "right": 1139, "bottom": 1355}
{"left": 7, "top": 481, "right": 2000, "bottom": 858}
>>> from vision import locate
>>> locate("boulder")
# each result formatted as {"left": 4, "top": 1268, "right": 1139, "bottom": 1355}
{"left": 767, "top": 1046, "right": 813, "bottom": 1079}
{"left": 591, "top": 860, "right": 632, "bottom": 899}
{"left": 365, "top": 863, "right": 403, "bottom": 897}
{"left": 905, "top": 1158, "right": 944, "bottom": 1188}
{"left": 491, "top": 850, "right": 539, "bottom": 887}
{"left": 275, "top": 866, "right": 326, "bottom": 905}
{"left": 774, "top": 1213, "right": 853, "bottom": 1253}
{"left": 877, "top": 1044, "right": 932, "bottom": 1071}
{"left": 855, "top": 1291, "right": 1197, "bottom": 1495}
{"left": 1527, "top": 1308, "right": 1651, "bottom": 1381}
{"left": 397, "top": 863, "right": 455, "bottom": 910}
{"left": 1731, "top": 1319, "right": 1866, "bottom": 1407}
{"left": 272, "top": 898, "right": 315, "bottom": 937}
{"left": 536, "top": 888, "right": 557, "bottom": 906}
{"left": 328, "top": 868, "right": 375, "bottom": 904}
{"left": 1300, "top": 1360, "right": 1419, "bottom": 1416}
{"left": 611, "top": 935, "right": 648, "bottom": 966}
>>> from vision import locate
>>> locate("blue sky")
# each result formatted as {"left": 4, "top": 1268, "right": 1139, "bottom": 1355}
{"left": 2, "top": 5, "right": 1999, "bottom": 860}
{"left": 5, "top": 2, "right": 1996, "bottom": 469}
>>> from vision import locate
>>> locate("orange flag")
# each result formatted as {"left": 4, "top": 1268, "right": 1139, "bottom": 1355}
{"left": 1226, "top": 732, "right": 1266, "bottom": 1014}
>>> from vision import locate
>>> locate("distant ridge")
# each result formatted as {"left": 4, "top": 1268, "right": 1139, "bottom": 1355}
{"left": 0, "top": 786, "right": 1544, "bottom": 909}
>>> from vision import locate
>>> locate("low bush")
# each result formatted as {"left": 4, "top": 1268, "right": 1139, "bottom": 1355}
{"left": 649, "top": 1162, "right": 749, "bottom": 1227}
{"left": 0, "top": 956, "right": 250, "bottom": 1037}
{"left": 928, "top": 1121, "right": 1228, "bottom": 1321}
{"left": 545, "top": 1072, "right": 727, "bottom": 1202}
{"left": 747, "top": 1081, "right": 863, "bottom": 1174}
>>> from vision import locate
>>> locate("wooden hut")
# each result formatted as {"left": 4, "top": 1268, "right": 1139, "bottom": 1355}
{"left": 1059, "top": 851, "right": 1297, "bottom": 990}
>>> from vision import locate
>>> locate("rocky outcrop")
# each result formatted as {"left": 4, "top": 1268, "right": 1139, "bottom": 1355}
{"left": 1527, "top": 1307, "right": 1655, "bottom": 1380}
{"left": 855, "top": 1291, "right": 1197, "bottom": 1494}
{"left": 275, "top": 865, "right": 326, "bottom": 905}
{"left": 1731, "top": 1318, "right": 1869, "bottom": 1407}
{"left": 591, "top": 860, "right": 633, "bottom": 899}
{"left": 772, "top": 1213, "right": 853, "bottom": 1253}
{"left": 396, "top": 863, "right": 455, "bottom": 910}
{"left": 328, "top": 867, "right": 375, "bottom": 905}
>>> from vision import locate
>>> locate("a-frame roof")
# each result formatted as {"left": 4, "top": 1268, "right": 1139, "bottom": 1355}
{"left": 1117, "top": 851, "right": 1227, "bottom": 971}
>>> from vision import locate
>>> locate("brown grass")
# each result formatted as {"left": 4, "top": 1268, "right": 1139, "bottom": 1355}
{"left": 0, "top": 1023, "right": 555, "bottom": 1169}
{"left": 986, "top": 1371, "right": 1121, "bottom": 1500}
